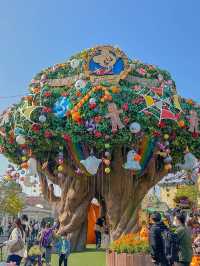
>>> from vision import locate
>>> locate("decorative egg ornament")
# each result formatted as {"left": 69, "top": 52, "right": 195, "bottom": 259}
{"left": 16, "top": 135, "right": 26, "bottom": 145}
{"left": 129, "top": 122, "right": 141, "bottom": 133}
{"left": 39, "top": 115, "right": 47, "bottom": 123}
{"left": 75, "top": 79, "right": 86, "bottom": 90}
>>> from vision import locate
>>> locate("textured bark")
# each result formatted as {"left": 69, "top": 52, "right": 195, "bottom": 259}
{"left": 37, "top": 145, "right": 167, "bottom": 250}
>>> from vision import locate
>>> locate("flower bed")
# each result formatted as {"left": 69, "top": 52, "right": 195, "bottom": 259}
{"left": 107, "top": 233, "right": 153, "bottom": 266}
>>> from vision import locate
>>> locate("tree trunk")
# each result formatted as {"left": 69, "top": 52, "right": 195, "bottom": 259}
{"left": 37, "top": 146, "right": 167, "bottom": 250}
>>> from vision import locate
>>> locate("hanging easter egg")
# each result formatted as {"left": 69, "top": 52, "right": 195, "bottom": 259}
{"left": 89, "top": 98, "right": 96, "bottom": 105}
{"left": 58, "top": 165, "right": 64, "bottom": 172}
{"left": 105, "top": 167, "right": 111, "bottom": 174}
{"left": 58, "top": 158, "right": 64, "bottom": 165}
{"left": 164, "top": 164, "right": 172, "bottom": 171}
{"left": 22, "top": 156, "right": 27, "bottom": 162}
{"left": 103, "top": 159, "right": 110, "bottom": 166}
{"left": 58, "top": 173, "right": 63, "bottom": 178}
{"left": 22, "top": 149, "right": 27, "bottom": 155}
{"left": 75, "top": 79, "right": 86, "bottom": 90}
{"left": 164, "top": 156, "right": 172, "bottom": 164}
{"left": 105, "top": 151, "right": 111, "bottom": 158}
{"left": 129, "top": 122, "right": 141, "bottom": 133}
{"left": 39, "top": 115, "right": 47, "bottom": 123}
{"left": 70, "top": 59, "right": 80, "bottom": 69}
{"left": 16, "top": 135, "right": 26, "bottom": 145}
{"left": 105, "top": 143, "right": 110, "bottom": 149}
{"left": 164, "top": 134, "right": 169, "bottom": 140}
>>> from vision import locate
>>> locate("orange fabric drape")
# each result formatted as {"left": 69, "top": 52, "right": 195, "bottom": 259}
{"left": 87, "top": 203, "right": 100, "bottom": 244}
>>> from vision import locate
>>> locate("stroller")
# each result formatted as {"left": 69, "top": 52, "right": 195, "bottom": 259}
{"left": 24, "top": 240, "right": 44, "bottom": 266}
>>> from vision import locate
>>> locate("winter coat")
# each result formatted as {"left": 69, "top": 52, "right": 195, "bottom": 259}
{"left": 149, "top": 221, "right": 168, "bottom": 263}
{"left": 176, "top": 225, "right": 193, "bottom": 263}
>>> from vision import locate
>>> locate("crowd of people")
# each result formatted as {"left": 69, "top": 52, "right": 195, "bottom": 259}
{"left": 1, "top": 215, "right": 71, "bottom": 266}
{"left": 148, "top": 209, "right": 200, "bottom": 266}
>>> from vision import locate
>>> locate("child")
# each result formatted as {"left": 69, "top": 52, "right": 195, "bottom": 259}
{"left": 55, "top": 235, "right": 71, "bottom": 266}
{"left": 24, "top": 240, "right": 43, "bottom": 266}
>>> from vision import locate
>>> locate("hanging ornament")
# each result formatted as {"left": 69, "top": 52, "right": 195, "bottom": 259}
{"left": 58, "top": 173, "right": 64, "bottom": 178}
{"left": 22, "top": 156, "right": 27, "bottom": 162}
{"left": 103, "top": 159, "right": 110, "bottom": 166}
{"left": 164, "top": 156, "right": 172, "bottom": 164}
{"left": 105, "top": 103, "right": 124, "bottom": 132}
{"left": 105, "top": 167, "right": 111, "bottom": 174}
{"left": 75, "top": 79, "right": 86, "bottom": 90}
{"left": 105, "top": 151, "right": 111, "bottom": 158}
{"left": 70, "top": 59, "right": 80, "bottom": 69}
{"left": 178, "top": 120, "right": 185, "bottom": 128}
{"left": 80, "top": 155, "right": 102, "bottom": 175}
{"left": 164, "top": 134, "right": 169, "bottom": 140}
{"left": 85, "top": 119, "right": 96, "bottom": 132}
{"left": 129, "top": 122, "right": 141, "bottom": 133}
{"left": 39, "top": 115, "right": 47, "bottom": 123}
{"left": 58, "top": 165, "right": 64, "bottom": 172}
{"left": 176, "top": 148, "right": 199, "bottom": 171}
{"left": 123, "top": 150, "right": 141, "bottom": 170}
{"left": 16, "top": 135, "right": 26, "bottom": 145}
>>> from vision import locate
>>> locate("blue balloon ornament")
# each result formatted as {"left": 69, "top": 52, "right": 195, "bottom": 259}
{"left": 53, "top": 97, "right": 70, "bottom": 118}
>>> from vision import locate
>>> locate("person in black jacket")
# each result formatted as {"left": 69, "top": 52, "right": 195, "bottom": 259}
{"left": 149, "top": 212, "right": 170, "bottom": 266}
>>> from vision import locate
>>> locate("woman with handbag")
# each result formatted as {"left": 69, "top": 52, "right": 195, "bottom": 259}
{"left": 4, "top": 218, "right": 26, "bottom": 265}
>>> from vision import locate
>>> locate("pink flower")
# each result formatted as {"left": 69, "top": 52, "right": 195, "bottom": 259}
{"left": 122, "top": 103, "right": 129, "bottom": 111}
{"left": 137, "top": 68, "right": 147, "bottom": 75}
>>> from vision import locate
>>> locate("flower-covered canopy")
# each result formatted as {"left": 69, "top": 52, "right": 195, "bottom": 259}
{"left": 0, "top": 45, "right": 200, "bottom": 177}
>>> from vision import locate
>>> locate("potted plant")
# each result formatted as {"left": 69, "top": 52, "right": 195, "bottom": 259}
{"left": 107, "top": 233, "right": 154, "bottom": 266}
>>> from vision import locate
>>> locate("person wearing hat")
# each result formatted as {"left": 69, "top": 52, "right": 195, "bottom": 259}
{"left": 149, "top": 212, "right": 169, "bottom": 266}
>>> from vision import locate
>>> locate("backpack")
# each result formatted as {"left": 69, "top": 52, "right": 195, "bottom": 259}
{"left": 161, "top": 229, "right": 179, "bottom": 263}
{"left": 41, "top": 229, "right": 53, "bottom": 248}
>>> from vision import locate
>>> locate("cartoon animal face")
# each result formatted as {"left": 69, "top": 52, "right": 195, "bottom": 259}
{"left": 93, "top": 49, "right": 116, "bottom": 68}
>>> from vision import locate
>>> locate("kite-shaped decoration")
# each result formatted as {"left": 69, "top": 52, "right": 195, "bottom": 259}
{"left": 80, "top": 155, "right": 102, "bottom": 175}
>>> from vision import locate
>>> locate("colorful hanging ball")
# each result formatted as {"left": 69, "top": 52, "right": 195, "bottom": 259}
{"left": 103, "top": 159, "right": 110, "bottom": 166}
{"left": 105, "top": 151, "right": 111, "bottom": 158}
{"left": 39, "top": 115, "right": 47, "bottom": 123}
{"left": 70, "top": 59, "right": 80, "bottom": 69}
{"left": 58, "top": 159, "right": 64, "bottom": 165}
{"left": 178, "top": 120, "right": 185, "bottom": 128}
{"left": 89, "top": 98, "right": 96, "bottom": 105}
{"left": 164, "top": 164, "right": 172, "bottom": 171}
{"left": 16, "top": 135, "right": 26, "bottom": 145}
{"left": 58, "top": 165, "right": 64, "bottom": 172}
{"left": 105, "top": 167, "right": 111, "bottom": 174}
{"left": 164, "top": 134, "right": 169, "bottom": 140}
{"left": 164, "top": 156, "right": 172, "bottom": 164}
{"left": 75, "top": 79, "right": 86, "bottom": 90}
{"left": 21, "top": 156, "right": 27, "bottom": 162}
{"left": 58, "top": 173, "right": 63, "bottom": 178}
{"left": 129, "top": 122, "right": 141, "bottom": 133}
{"left": 105, "top": 143, "right": 110, "bottom": 149}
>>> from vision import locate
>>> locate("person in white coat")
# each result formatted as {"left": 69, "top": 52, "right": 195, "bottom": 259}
{"left": 4, "top": 218, "right": 26, "bottom": 265}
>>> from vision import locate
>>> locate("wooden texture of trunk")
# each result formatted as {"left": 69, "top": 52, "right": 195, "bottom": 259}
{"left": 37, "top": 146, "right": 167, "bottom": 250}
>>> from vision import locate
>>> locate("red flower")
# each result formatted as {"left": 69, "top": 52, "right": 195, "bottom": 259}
{"left": 44, "top": 91, "right": 52, "bottom": 97}
{"left": 32, "top": 123, "right": 41, "bottom": 132}
{"left": 89, "top": 103, "right": 97, "bottom": 110}
{"left": 44, "top": 130, "right": 53, "bottom": 138}
{"left": 124, "top": 117, "right": 130, "bottom": 124}
{"left": 158, "top": 121, "right": 166, "bottom": 128}
{"left": 192, "top": 132, "right": 199, "bottom": 138}
{"left": 42, "top": 107, "right": 52, "bottom": 113}
{"left": 122, "top": 103, "right": 129, "bottom": 111}
{"left": 94, "top": 131, "right": 102, "bottom": 138}
{"left": 94, "top": 116, "right": 102, "bottom": 123}
{"left": 153, "top": 131, "right": 161, "bottom": 137}
{"left": 63, "top": 134, "right": 71, "bottom": 142}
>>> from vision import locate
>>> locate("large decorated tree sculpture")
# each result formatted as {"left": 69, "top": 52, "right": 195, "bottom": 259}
{"left": 0, "top": 45, "right": 200, "bottom": 250}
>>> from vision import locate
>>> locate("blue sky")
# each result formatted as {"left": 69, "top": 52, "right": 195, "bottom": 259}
{"left": 0, "top": 0, "right": 200, "bottom": 174}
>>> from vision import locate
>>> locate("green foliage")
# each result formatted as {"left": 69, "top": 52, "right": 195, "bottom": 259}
{"left": 0, "top": 180, "right": 24, "bottom": 215}
{"left": 0, "top": 46, "right": 199, "bottom": 172}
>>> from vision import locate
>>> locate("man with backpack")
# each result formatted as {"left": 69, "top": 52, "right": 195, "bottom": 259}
{"left": 39, "top": 222, "right": 54, "bottom": 266}
{"left": 149, "top": 212, "right": 179, "bottom": 266}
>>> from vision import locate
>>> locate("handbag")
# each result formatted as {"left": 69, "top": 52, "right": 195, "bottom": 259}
{"left": 9, "top": 229, "right": 25, "bottom": 253}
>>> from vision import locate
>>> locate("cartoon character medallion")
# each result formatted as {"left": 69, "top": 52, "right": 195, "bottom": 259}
{"left": 84, "top": 45, "right": 130, "bottom": 83}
